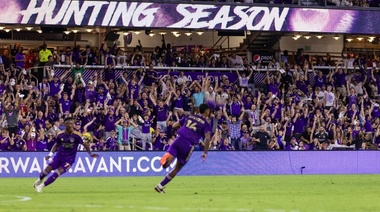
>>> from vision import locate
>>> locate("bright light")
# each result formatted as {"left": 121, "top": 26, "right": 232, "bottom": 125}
{"left": 292, "top": 36, "right": 299, "bottom": 40}
{"left": 0, "top": 26, "right": 4, "bottom": 30}
{"left": 333, "top": 35, "right": 340, "bottom": 40}
{"left": 63, "top": 31, "right": 71, "bottom": 35}
{"left": 86, "top": 28, "right": 92, "bottom": 33}
{"left": 295, "top": 34, "right": 301, "bottom": 39}
{"left": 123, "top": 32, "right": 129, "bottom": 35}
{"left": 134, "top": 31, "right": 141, "bottom": 35}
{"left": 357, "top": 37, "right": 364, "bottom": 41}
{"left": 159, "top": 32, "right": 167, "bottom": 35}
{"left": 4, "top": 29, "right": 11, "bottom": 32}
{"left": 26, "top": 27, "right": 33, "bottom": 31}
{"left": 185, "top": 32, "right": 192, "bottom": 36}
{"left": 15, "top": 28, "right": 21, "bottom": 32}
{"left": 171, "top": 31, "right": 179, "bottom": 35}
{"left": 174, "top": 33, "right": 181, "bottom": 37}
{"left": 72, "top": 29, "right": 79, "bottom": 33}
{"left": 346, "top": 38, "right": 353, "bottom": 42}
{"left": 196, "top": 31, "right": 204, "bottom": 35}
{"left": 369, "top": 36, "right": 376, "bottom": 40}
{"left": 149, "top": 33, "right": 155, "bottom": 37}
{"left": 316, "top": 35, "right": 323, "bottom": 39}
{"left": 36, "top": 30, "right": 42, "bottom": 33}
{"left": 304, "top": 35, "right": 311, "bottom": 39}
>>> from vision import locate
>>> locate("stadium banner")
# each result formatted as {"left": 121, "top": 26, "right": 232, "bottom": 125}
{"left": 1, "top": 151, "right": 380, "bottom": 178}
{"left": 2, "top": 0, "right": 380, "bottom": 34}
{"left": 157, "top": 71, "right": 239, "bottom": 83}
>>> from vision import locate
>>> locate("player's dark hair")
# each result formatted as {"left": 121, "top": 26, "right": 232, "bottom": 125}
{"left": 64, "top": 117, "right": 75, "bottom": 122}
{"left": 199, "top": 104, "right": 210, "bottom": 114}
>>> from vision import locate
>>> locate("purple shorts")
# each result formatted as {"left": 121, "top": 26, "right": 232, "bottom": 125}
{"left": 48, "top": 155, "right": 74, "bottom": 173}
{"left": 168, "top": 136, "right": 194, "bottom": 165}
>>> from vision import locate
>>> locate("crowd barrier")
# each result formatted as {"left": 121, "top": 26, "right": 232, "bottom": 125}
{"left": 1, "top": 151, "right": 379, "bottom": 178}
{"left": 53, "top": 65, "right": 370, "bottom": 86}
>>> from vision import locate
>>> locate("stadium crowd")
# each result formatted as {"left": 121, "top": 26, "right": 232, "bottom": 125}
{"left": 0, "top": 37, "right": 380, "bottom": 152}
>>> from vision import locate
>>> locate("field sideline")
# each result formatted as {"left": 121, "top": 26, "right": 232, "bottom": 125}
{"left": 0, "top": 175, "right": 379, "bottom": 212}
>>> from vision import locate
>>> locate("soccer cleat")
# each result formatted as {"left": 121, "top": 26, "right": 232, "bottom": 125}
{"left": 35, "top": 184, "right": 44, "bottom": 193}
{"left": 33, "top": 179, "right": 42, "bottom": 188}
{"left": 160, "top": 153, "right": 170, "bottom": 168}
{"left": 154, "top": 185, "right": 165, "bottom": 193}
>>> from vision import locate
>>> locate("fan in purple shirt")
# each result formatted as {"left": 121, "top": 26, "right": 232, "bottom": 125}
{"left": 33, "top": 117, "right": 98, "bottom": 193}
{"left": 155, "top": 104, "right": 212, "bottom": 193}
{"left": 10, "top": 131, "right": 26, "bottom": 151}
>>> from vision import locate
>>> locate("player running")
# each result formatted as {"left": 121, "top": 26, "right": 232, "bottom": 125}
{"left": 33, "top": 117, "right": 98, "bottom": 192}
{"left": 155, "top": 103, "right": 211, "bottom": 193}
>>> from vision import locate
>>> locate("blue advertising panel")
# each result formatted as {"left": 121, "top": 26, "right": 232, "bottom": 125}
{"left": 1, "top": 151, "right": 380, "bottom": 177}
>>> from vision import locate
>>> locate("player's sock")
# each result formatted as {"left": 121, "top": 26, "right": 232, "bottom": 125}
{"left": 39, "top": 170, "right": 48, "bottom": 180}
{"left": 44, "top": 172, "right": 60, "bottom": 187}
{"left": 160, "top": 174, "right": 173, "bottom": 187}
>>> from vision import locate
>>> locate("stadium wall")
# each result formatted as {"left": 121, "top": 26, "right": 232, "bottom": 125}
{"left": 0, "top": 152, "right": 379, "bottom": 177}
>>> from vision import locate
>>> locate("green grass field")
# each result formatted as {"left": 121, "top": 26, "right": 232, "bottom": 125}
{"left": 0, "top": 175, "right": 379, "bottom": 212}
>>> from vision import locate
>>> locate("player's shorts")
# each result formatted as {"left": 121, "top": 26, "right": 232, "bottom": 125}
{"left": 168, "top": 135, "right": 195, "bottom": 166}
{"left": 49, "top": 155, "right": 74, "bottom": 173}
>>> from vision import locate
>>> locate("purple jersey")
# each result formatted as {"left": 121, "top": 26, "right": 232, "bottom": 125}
{"left": 155, "top": 105, "right": 168, "bottom": 122}
{"left": 0, "top": 136, "right": 10, "bottom": 151}
{"left": 142, "top": 120, "right": 152, "bottom": 133}
{"left": 106, "top": 136, "right": 117, "bottom": 150}
{"left": 104, "top": 114, "right": 116, "bottom": 131}
{"left": 12, "top": 139, "right": 25, "bottom": 151}
{"left": 56, "top": 131, "right": 83, "bottom": 163}
{"left": 49, "top": 80, "right": 61, "bottom": 96}
{"left": 230, "top": 102, "right": 241, "bottom": 117}
{"left": 314, "top": 76, "right": 326, "bottom": 88}
{"left": 36, "top": 139, "right": 47, "bottom": 151}
{"left": 177, "top": 114, "right": 212, "bottom": 145}
{"left": 129, "top": 84, "right": 139, "bottom": 100}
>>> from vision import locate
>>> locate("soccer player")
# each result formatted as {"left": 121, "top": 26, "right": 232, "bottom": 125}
{"left": 155, "top": 103, "right": 211, "bottom": 193}
{"left": 33, "top": 117, "right": 98, "bottom": 192}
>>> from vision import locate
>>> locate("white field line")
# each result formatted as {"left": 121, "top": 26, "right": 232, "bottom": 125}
{"left": 0, "top": 195, "right": 32, "bottom": 203}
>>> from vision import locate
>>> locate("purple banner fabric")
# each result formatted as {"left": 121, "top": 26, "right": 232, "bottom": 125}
{"left": 1, "top": 1, "right": 379, "bottom": 34}
{"left": 1, "top": 151, "right": 380, "bottom": 177}
{"left": 157, "top": 71, "right": 239, "bottom": 83}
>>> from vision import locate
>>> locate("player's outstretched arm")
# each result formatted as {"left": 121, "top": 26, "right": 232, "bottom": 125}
{"left": 45, "top": 143, "right": 58, "bottom": 161}
{"left": 84, "top": 142, "right": 98, "bottom": 158}
{"left": 201, "top": 132, "right": 211, "bottom": 162}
